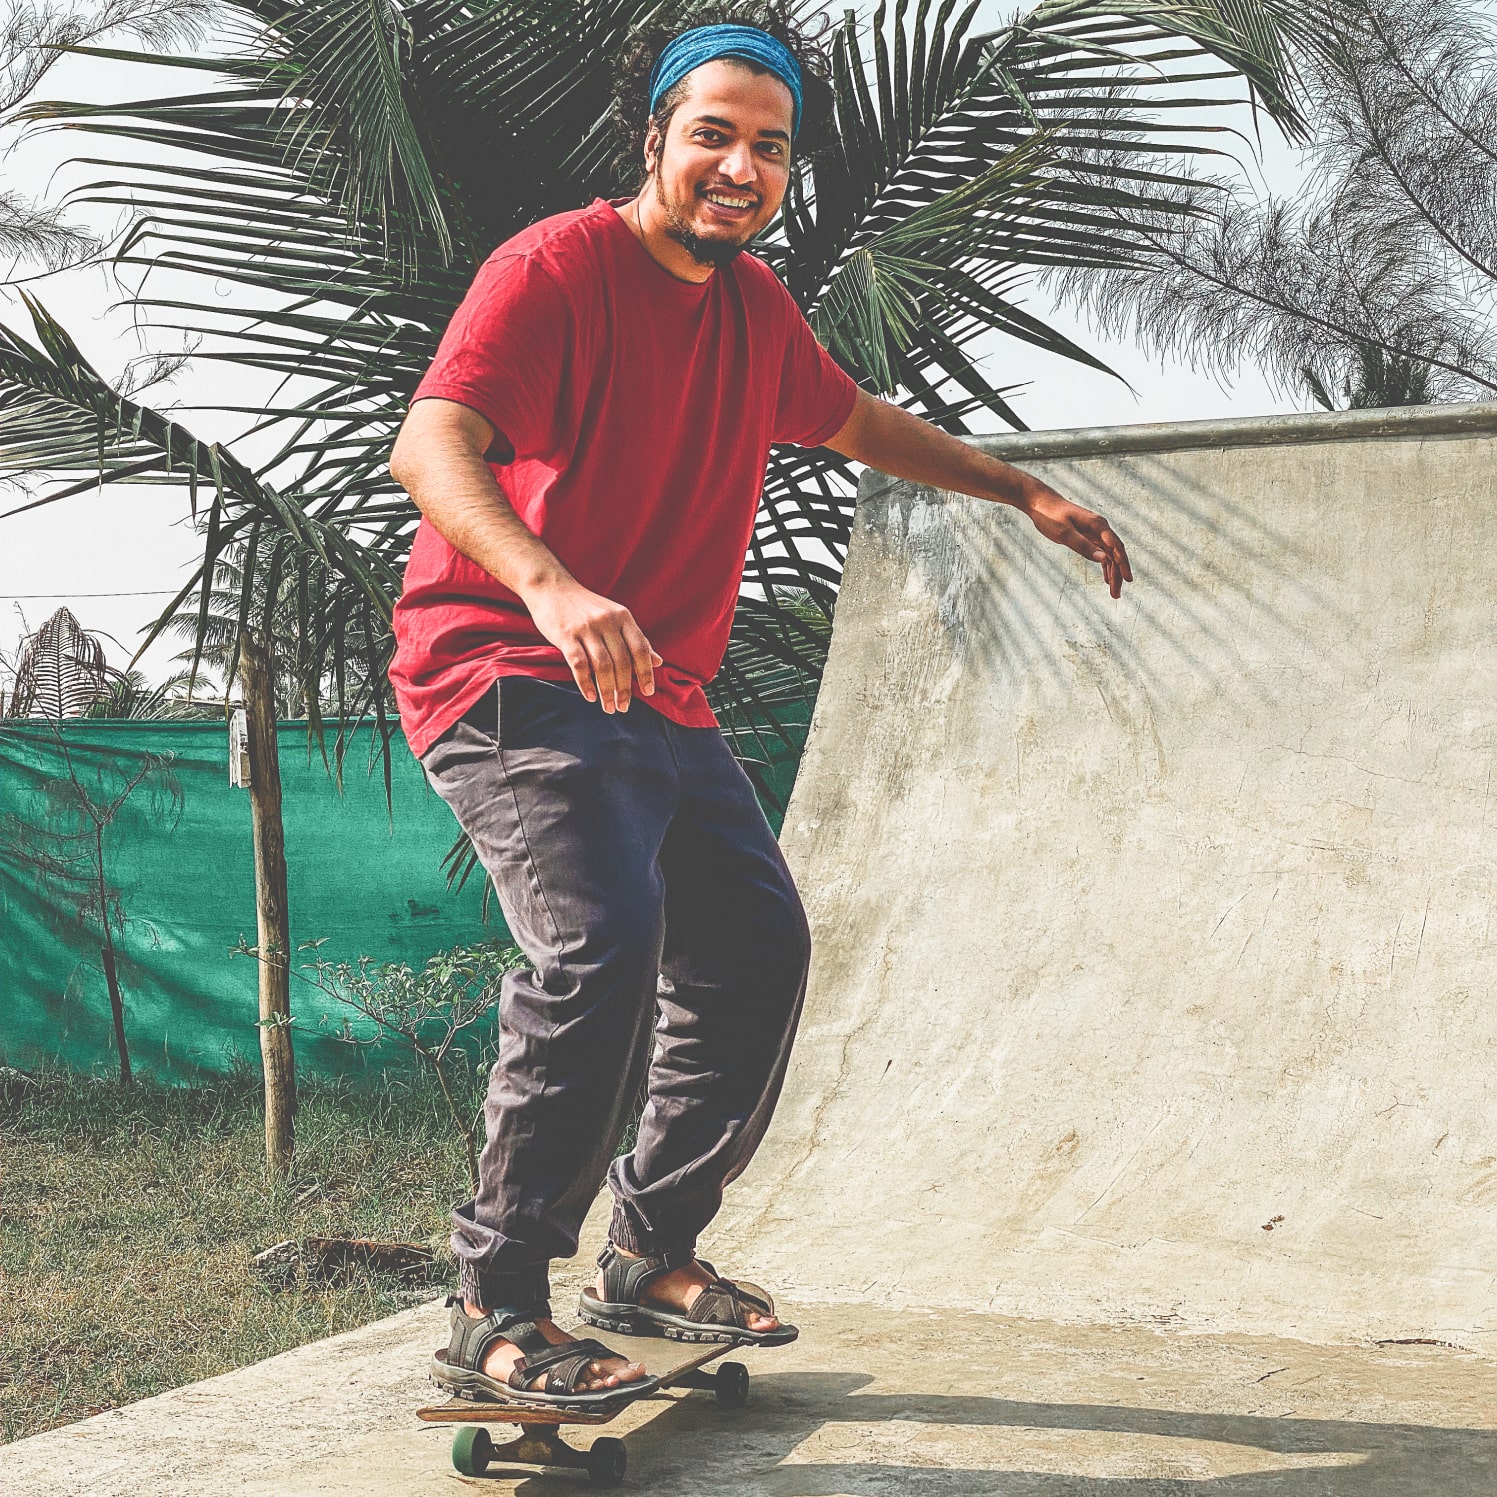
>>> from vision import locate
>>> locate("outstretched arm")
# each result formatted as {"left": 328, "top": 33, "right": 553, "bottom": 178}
{"left": 824, "top": 388, "right": 1132, "bottom": 599}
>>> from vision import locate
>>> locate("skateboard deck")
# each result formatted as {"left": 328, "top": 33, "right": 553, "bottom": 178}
{"left": 417, "top": 1338, "right": 751, "bottom": 1485}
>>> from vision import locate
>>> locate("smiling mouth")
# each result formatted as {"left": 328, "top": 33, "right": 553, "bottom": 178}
{"left": 701, "top": 189, "right": 757, "bottom": 214}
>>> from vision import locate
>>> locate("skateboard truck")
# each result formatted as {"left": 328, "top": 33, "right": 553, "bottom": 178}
{"left": 450, "top": 1424, "right": 627, "bottom": 1484}
{"left": 418, "top": 1344, "right": 751, "bottom": 1486}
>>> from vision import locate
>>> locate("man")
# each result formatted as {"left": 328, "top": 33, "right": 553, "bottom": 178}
{"left": 389, "top": 16, "right": 1131, "bottom": 1407}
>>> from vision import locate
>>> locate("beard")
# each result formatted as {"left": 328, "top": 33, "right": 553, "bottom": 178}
{"left": 654, "top": 172, "right": 755, "bottom": 269}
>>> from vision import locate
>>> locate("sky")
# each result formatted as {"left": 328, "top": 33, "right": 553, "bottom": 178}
{"left": 0, "top": 8, "right": 1305, "bottom": 695}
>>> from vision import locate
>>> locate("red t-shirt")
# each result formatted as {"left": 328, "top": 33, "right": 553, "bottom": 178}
{"left": 389, "top": 196, "right": 859, "bottom": 757}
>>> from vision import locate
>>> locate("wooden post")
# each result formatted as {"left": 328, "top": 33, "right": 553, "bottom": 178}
{"left": 240, "top": 630, "right": 296, "bottom": 1175}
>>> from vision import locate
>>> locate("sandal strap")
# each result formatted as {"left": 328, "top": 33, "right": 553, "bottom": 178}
{"left": 686, "top": 1274, "right": 775, "bottom": 1327}
{"left": 595, "top": 1246, "right": 777, "bottom": 1329}
{"left": 690, "top": 1259, "right": 772, "bottom": 1314}
{"left": 725, "top": 1277, "right": 774, "bottom": 1317}
{"left": 509, "top": 1337, "right": 618, "bottom": 1395}
{"left": 686, "top": 1284, "right": 745, "bottom": 1327}
{"left": 445, "top": 1300, "right": 549, "bottom": 1375}
{"left": 493, "top": 1318, "right": 552, "bottom": 1360}
{"left": 597, "top": 1240, "right": 693, "bottom": 1304}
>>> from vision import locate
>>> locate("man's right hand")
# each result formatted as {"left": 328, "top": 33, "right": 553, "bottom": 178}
{"left": 524, "top": 578, "right": 662, "bottom": 713}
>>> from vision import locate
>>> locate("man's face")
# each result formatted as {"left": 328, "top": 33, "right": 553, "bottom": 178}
{"left": 645, "top": 58, "right": 794, "bottom": 268}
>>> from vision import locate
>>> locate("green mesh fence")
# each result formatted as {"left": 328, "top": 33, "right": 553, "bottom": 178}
{"left": 0, "top": 720, "right": 498, "bottom": 1082}
{"left": 0, "top": 708, "right": 811, "bottom": 1084}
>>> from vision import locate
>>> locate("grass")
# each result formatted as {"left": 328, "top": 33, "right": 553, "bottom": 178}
{"left": 0, "top": 1065, "right": 473, "bottom": 1444}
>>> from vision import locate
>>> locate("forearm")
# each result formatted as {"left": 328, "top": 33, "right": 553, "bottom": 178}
{"left": 392, "top": 442, "right": 574, "bottom": 601}
{"left": 390, "top": 419, "right": 662, "bottom": 710}
{"left": 829, "top": 388, "right": 1048, "bottom": 510}
{"left": 826, "top": 386, "right": 1132, "bottom": 597}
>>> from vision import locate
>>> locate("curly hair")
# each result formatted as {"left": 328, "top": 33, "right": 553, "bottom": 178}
{"left": 611, "top": 1, "right": 836, "bottom": 182}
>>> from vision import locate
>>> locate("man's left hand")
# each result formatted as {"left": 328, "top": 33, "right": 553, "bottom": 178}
{"left": 824, "top": 389, "right": 1134, "bottom": 597}
{"left": 1021, "top": 486, "right": 1133, "bottom": 600}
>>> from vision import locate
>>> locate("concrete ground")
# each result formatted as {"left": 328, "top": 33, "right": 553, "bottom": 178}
{"left": 6, "top": 1284, "right": 1494, "bottom": 1495}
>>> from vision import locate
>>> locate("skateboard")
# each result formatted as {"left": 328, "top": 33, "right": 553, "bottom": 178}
{"left": 417, "top": 1340, "right": 751, "bottom": 1486}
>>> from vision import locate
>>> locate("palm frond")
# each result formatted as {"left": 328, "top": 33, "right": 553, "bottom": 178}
{"left": 0, "top": 292, "right": 401, "bottom": 729}
{"left": 1, "top": 0, "right": 1315, "bottom": 801}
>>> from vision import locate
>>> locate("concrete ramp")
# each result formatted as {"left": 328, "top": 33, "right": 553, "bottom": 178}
{"left": 717, "top": 403, "right": 1497, "bottom": 1347}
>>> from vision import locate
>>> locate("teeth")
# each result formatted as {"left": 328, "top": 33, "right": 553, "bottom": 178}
{"left": 707, "top": 194, "right": 751, "bottom": 208}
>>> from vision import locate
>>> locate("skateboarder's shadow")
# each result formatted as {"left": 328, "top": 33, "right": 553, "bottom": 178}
{"left": 498, "top": 1370, "right": 1493, "bottom": 1494}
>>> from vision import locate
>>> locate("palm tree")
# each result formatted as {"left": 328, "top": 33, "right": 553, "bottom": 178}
{"left": 0, "top": 0, "right": 1311, "bottom": 796}
{"left": 84, "top": 668, "right": 220, "bottom": 718}
{"left": 4, "top": 606, "right": 113, "bottom": 718}
{"left": 1, "top": 606, "right": 216, "bottom": 719}
{"left": 157, "top": 538, "right": 383, "bottom": 725}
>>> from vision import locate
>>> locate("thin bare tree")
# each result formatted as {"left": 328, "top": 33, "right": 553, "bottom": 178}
{"left": 1053, "top": 0, "right": 1497, "bottom": 410}
{"left": 0, "top": 715, "right": 181, "bottom": 1083}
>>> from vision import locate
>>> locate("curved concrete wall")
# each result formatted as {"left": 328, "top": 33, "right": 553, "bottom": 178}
{"left": 718, "top": 403, "right": 1497, "bottom": 1345}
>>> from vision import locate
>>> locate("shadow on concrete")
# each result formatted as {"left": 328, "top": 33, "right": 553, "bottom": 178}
{"left": 864, "top": 446, "right": 1354, "bottom": 715}
{"left": 483, "top": 1370, "right": 1492, "bottom": 1494}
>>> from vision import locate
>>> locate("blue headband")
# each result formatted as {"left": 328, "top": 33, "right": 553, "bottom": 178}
{"left": 649, "top": 23, "right": 802, "bottom": 136}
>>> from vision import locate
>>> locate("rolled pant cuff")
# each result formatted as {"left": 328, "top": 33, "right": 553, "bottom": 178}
{"left": 458, "top": 1259, "right": 551, "bottom": 1317}
{"left": 609, "top": 1201, "right": 696, "bottom": 1260}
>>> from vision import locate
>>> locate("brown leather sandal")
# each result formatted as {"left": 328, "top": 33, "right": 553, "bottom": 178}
{"left": 430, "top": 1298, "right": 660, "bottom": 1408}
{"left": 577, "top": 1243, "right": 798, "bottom": 1347}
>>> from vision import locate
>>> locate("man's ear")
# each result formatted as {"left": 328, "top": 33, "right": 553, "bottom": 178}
{"left": 643, "top": 119, "right": 662, "bottom": 175}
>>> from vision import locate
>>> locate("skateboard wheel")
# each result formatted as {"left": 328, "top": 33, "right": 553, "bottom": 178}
{"left": 451, "top": 1425, "right": 493, "bottom": 1476}
{"left": 587, "top": 1436, "right": 627, "bottom": 1486}
{"left": 715, "top": 1361, "right": 749, "bottom": 1409}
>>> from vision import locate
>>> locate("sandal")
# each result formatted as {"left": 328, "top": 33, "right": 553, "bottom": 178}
{"left": 429, "top": 1297, "right": 660, "bottom": 1409}
{"left": 577, "top": 1243, "right": 799, "bottom": 1347}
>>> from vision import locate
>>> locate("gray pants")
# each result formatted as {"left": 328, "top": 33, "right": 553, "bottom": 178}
{"left": 420, "top": 675, "right": 811, "bottom": 1312}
